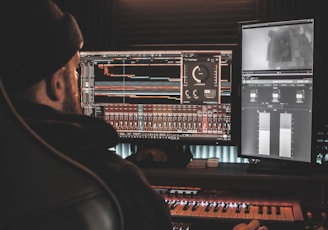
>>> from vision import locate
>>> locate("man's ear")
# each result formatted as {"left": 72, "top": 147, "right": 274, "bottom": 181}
{"left": 46, "top": 67, "right": 66, "bottom": 101}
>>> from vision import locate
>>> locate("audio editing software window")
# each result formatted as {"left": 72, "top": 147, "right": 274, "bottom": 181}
{"left": 80, "top": 50, "right": 233, "bottom": 145}
{"left": 241, "top": 75, "right": 313, "bottom": 162}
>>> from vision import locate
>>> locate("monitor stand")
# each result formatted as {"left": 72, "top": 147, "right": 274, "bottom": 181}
{"left": 246, "top": 159, "right": 313, "bottom": 176}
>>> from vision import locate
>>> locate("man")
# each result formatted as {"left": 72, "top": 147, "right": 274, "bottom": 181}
{"left": 1, "top": 0, "right": 266, "bottom": 229}
{"left": 2, "top": 1, "right": 171, "bottom": 230}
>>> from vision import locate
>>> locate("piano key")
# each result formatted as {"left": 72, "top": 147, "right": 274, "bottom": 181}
{"left": 208, "top": 202, "right": 223, "bottom": 218}
{"left": 186, "top": 201, "right": 202, "bottom": 217}
{"left": 172, "top": 201, "right": 188, "bottom": 216}
{"left": 244, "top": 204, "right": 255, "bottom": 219}
{"left": 229, "top": 203, "right": 242, "bottom": 219}
{"left": 261, "top": 206, "right": 271, "bottom": 220}
{"left": 170, "top": 200, "right": 179, "bottom": 210}
{"left": 198, "top": 202, "right": 214, "bottom": 217}
{"left": 282, "top": 206, "right": 294, "bottom": 221}
{"left": 205, "top": 202, "right": 213, "bottom": 212}
{"left": 235, "top": 203, "right": 247, "bottom": 219}
{"left": 180, "top": 201, "right": 197, "bottom": 216}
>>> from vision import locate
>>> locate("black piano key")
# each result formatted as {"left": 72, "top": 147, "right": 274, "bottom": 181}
{"left": 276, "top": 206, "right": 281, "bottom": 215}
{"left": 205, "top": 202, "right": 212, "bottom": 212}
{"left": 267, "top": 206, "right": 272, "bottom": 215}
{"left": 192, "top": 202, "right": 200, "bottom": 211}
{"left": 258, "top": 205, "right": 263, "bottom": 214}
{"left": 213, "top": 203, "right": 221, "bottom": 212}
{"left": 245, "top": 204, "right": 250, "bottom": 213}
{"left": 170, "top": 200, "right": 179, "bottom": 210}
{"left": 183, "top": 201, "right": 190, "bottom": 210}
{"left": 236, "top": 203, "right": 241, "bottom": 213}
{"left": 222, "top": 203, "right": 229, "bottom": 213}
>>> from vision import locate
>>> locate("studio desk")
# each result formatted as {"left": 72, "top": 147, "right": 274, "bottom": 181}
{"left": 142, "top": 163, "right": 328, "bottom": 230}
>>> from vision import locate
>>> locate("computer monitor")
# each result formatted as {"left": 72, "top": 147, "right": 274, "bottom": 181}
{"left": 79, "top": 47, "right": 237, "bottom": 155}
{"left": 238, "top": 19, "right": 315, "bottom": 174}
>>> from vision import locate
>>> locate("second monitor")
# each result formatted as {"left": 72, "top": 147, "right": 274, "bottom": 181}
{"left": 238, "top": 18, "right": 315, "bottom": 173}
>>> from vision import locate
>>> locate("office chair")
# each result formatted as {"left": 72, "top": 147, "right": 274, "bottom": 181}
{"left": 0, "top": 78, "right": 124, "bottom": 230}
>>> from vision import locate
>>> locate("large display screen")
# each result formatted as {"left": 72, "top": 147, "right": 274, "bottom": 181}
{"left": 239, "top": 19, "right": 314, "bottom": 165}
{"left": 80, "top": 49, "right": 236, "bottom": 146}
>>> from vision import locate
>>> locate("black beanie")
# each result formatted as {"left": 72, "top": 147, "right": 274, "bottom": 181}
{"left": 1, "top": 0, "right": 83, "bottom": 92}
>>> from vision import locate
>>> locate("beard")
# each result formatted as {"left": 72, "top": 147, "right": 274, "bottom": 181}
{"left": 62, "top": 76, "right": 83, "bottom": 114}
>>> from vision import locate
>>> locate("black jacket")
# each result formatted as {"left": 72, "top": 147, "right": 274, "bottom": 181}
{"left": 12, "top": 99, "right": 172, "bottom": 230}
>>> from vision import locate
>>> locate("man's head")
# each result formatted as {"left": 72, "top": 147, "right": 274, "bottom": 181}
{"left": 2, "top": 0, "right": 83, "bottom": 114}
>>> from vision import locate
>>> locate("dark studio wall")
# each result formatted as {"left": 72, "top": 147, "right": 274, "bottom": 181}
{"left": 54, "top": 0, "right": 114, "bottom": 51}
{"left": 110, "top": 0, "right": 257, "bottom": 48}
{"left": 54, "top": 0, "right": 328, "bottom": 133}
{"left": 54, "top": 0, "right": 326, "bottom": 49}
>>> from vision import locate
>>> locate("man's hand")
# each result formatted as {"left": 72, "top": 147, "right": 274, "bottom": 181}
{"left": 232, "top": 220, "right": 268, "bottom": 230}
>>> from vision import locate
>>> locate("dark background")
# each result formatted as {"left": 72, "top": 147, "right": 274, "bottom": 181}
{"left": 53, "top": 0, "right": 326, "bottom": 51}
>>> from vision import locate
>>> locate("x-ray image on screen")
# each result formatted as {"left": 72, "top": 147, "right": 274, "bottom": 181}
{"left": 242, "top": 19, "right": 314, "bottom": 73}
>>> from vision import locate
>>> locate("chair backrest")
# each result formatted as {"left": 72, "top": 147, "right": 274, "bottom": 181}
{"left": 0, "top": 78, "right": 124, "bottom": 230}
